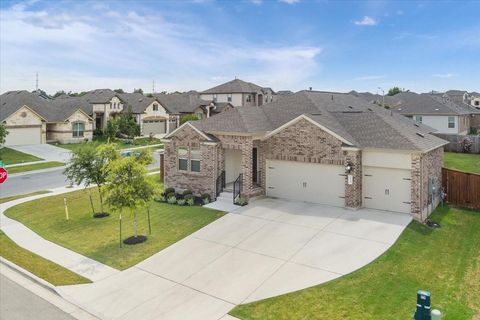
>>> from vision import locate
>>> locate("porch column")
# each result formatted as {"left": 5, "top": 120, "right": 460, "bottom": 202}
{"left": 166, "top": 116, "right": 170, "bottom": 133}
{"left": 241, "top": 138, "right": 253, "bottom": 196}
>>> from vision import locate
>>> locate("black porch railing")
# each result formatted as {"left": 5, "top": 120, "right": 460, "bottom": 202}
{"left": 215, "top": 170, "right": 225, "bottom": 199}
{"left": 233, "top": 173, "right": 243, "bottom": 204}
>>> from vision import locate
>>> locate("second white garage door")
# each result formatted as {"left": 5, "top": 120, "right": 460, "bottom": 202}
{"left": 266, "top": 160, "right": 345, "bottom": 207}
{"left": 5, "top": 127, "right": 41, "bottom": 146}
{"left": 364, "top": 166, "right": 411, "bottom": 213}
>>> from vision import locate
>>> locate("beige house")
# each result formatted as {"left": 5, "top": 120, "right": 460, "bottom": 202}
{"left": 1, "top": 91, "right": 93, "bottom": 146}
{"left": 162, "top": 91, "right": 448, "bottom": 222}
{"left": 200, "top": 79, "right": 276, "bottom": 107}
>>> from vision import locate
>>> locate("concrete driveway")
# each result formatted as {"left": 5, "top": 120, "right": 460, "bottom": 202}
{"left": 58, "top": 198, "right": 411, "bottom": 320}
{"left": 9, "top": 144, "right": 71, "bottom": 163}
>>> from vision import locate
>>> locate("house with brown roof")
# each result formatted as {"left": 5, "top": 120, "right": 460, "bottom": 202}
{"left": 162, "top": 90, "right": 448, "bottom": 222}
{"left": 1, "top": 90, "right": 93, "bottom": 146}
{"left": 200, "top": 79, "right": 276, "bottom": 107}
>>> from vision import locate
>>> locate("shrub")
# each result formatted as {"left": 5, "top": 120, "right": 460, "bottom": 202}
{"left": 202, "top": 197, "right": 210, "bottom": 205}
{"left": 93, "top": 128, "right": 103, "bottom": 138}
{"left": 164, "top": 187, "right": 175, "bottom": 195}
{"left": 177, "top": 199, "right": 186, "bottom": 206}
{"left": 236, "top": 196, "right": 249, "bottom": 206}
{"left": 461, "top": 136, "right": 473, "bottom": 153}
{"left": 166, "top": 192, "right": 175, "bottom": 199}
{"left": 201, "top": 193, "right": 210, "bottom": 201}
{"left": 154, "top": 195, "right": 166, "bottom": 202}
{"left": 167, "top": 196, "right": 177, "bottom": 204}
{"left": 186, "top": 198, "right": 194, "bottom": 206}
{"left": 468, "top": 127, "right": 478, "bottom": 135}
{"left": 184, "top": 194, "right": 193, "bottom": 201}
{"left": 183, "top": 189, "right": 193, "bottom": 197}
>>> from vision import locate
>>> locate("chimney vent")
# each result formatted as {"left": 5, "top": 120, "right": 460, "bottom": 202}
{"left": 309, "top": 87, "right": 312, "bottom": 91}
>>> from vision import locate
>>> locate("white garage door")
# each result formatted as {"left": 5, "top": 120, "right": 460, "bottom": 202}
{"left": 266, "top": 160, "right": 345, "bottom": 207}
{"left": 5, "top": 127, "right": 41, "bottom": 146}
{"left": 142, "top": 121, "right": 166, "bottom": 135}
{"left": 364, "top": 166, "right": 411, "bottom": 213}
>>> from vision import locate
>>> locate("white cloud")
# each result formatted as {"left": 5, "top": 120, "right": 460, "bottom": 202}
{"left": 354, "top": 16, "right": 378, "bottom": 26}
{"left": 0, "top": 1, "right": 322, "bottom": 93}
{"left": 432, "top": 73, "right": 456, "bottom": 79}
{"left": 279, "top": 0, "right": 300, "bottom": 4}
{"left": 354, "top": 75, "right": 385, "bottom": 81}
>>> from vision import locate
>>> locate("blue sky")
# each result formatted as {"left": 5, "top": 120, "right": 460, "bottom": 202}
{"left": 0, "top": 0, "right": 479, "bottom": 94}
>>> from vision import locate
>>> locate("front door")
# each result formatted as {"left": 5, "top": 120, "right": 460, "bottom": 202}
{"left": 95, "top": 116, "right": 103, "bottom": 129}
{"left": 252, "top": 147, "right": 258, "bottom": 183}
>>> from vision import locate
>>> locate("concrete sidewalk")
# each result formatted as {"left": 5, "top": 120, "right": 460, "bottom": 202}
{"left": 9, "top": 144, "right": 72, "bottom": 163}
{"left": 0, "top": 186, "right": 119, "bottom": 282}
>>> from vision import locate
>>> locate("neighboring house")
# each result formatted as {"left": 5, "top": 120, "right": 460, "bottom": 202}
{"left": 200, "top": 79, "right": 276, "bottom": 107}
{"left": 162, "top": 91, "right": 448, "bottom": 222}
{"left": 385, "top": 92, "right": 480, "bottom": 134}
{"left": 0, "top": 91, "right": 93, "bottom": 146}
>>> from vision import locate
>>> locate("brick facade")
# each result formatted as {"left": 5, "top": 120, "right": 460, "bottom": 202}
{"left": 163, "top": 125, "right": 218, "bottom": 198}
{"left": 411, "top": 147, "right": 444, "bottom": 221}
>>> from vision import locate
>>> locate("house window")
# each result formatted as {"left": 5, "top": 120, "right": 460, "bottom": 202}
{"left": 72, "top": 122, "right": 85, "bottom": 137}
{"left": 213, "top": 94, "right": 217, "bottom": 102}
{"left": 190, "top": 146, "right": 201, "bottom": 172}
{"left": 227, "top": 93, "right": 232, "bottom": 102}
{"left": 475, "top": 101, "right": 479, "bottom": 106}
{"left": 448, "top": 117, "right": 455, "bottom": 128}
{"left": 178, "top": 146, "right": 188, "bottom": 171}
{"left": 414, "top": 115, "right": 422, "bottom": 124}
{"left": 153, "top": 104, "right": 158, "bottom": 111}
{"left": 246, "top": 94, "right": 251, "bottom": 102}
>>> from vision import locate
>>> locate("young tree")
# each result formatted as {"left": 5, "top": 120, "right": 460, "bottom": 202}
{"left": 117, "top": 107, "right": 140, "bottom": 139}
{"left": 113, "top": 88, "right": 125, "bottom": 93}
{"left": 64, "top": 143, "right": 120, "bottom": 217}
{"left": 0, "top": 123, "right": 8, "bottom": 146}
{"left": 133, "top": 88, "right": 144, "bottom": 94}
{"left": 104, "top": 118, "right": 119, "bottom": 142}
{"left": 387, "top": 87, "right": 408, "bottom": 96}
{"left": 180, "top": 114, "right": 200, "bottom": 124}
{"left": 104, "top": 156, "right": 158, "bottom": 243}
{"left": 52, "top": 90, "right": 66, "bottom": 98}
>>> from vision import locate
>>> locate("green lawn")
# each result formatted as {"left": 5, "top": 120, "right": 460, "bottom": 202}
{"left": 4, "top": 179, "right": 224, "bottom": 270}
{"left": 0, "top": 147, "right": 42, "bottom": 165}
{"left": 7, "top": 161, "right": 64, "bottom": 174}
{"left": 0, "top": 190, "right": 51, "bottom": 204}
{"left": 444, "top": 152, "right": 480, "bottom": 174}
{"left": 54, "top": 137, "right": 163, "bottom": 152}
{"left": 231, "top": 206, "right": 480, "bottom": 320}
{"left": 0, "top": 231, "right": 90, "bottom": 286}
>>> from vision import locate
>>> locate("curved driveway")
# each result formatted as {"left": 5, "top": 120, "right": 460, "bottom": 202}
{"left": 58, "top": 198, "right": 411, "bottom": 320}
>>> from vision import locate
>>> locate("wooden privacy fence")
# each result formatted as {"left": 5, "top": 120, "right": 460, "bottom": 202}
{"left": 434, "top": 133, "right": 480, "bottom": 153}
{"left": 442, "top": 168, "right": 480, "bottom": 209}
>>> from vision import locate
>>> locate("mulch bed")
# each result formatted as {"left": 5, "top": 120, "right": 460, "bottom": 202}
{"left": 123, "top": 235, "right": 147, "bottom": 245}
{"left": 93, "top": 212, "right": 110, "bottom": 218}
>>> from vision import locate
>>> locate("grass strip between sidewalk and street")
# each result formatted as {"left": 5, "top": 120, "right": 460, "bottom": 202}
{"left": 0, "top": 147, "right": 43, "bottom": 165}
{"left": 0, "top": 191, "right": 51, "bottom": 204}
{"left": 230, "top": 205, "right": 480, "bottom": 320}
{"left": 7, "top": 162, "right": 65, "bottom": 174}
{"left": 0, "top": 231, "right": 90, "bottom": 286}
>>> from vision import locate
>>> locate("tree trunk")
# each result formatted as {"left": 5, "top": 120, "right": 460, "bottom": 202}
{"left": 133, "top": 210, "right": 138, "bottom": 238}
{"left": 89, "top": 192, "right": 95, "bottom": 217}
{"left": 97, "top": 186, "right": 104, "bottom": 213}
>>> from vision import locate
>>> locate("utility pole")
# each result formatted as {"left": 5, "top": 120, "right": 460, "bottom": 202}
{"left": 152, "top": 80, "right": 155, "bottom": 94}
{"left": 378, "top": 87, "right": 385, "bottom": 108}
{"left": 35, "top": 72, "right": 39, "bottom": 91}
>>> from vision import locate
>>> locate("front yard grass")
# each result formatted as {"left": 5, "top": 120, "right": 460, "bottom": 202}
{"left": 54, "top": 137, "right": 163, "bottom": 152}
{"left": 0, "top": 231, "right": 90, "bottom": 286}
{"left": 0, "top": 190, "right": 51, "bottom": 204}
{"left": 7, "top": 161, "right": 64, "bottom": 174}
{"left": 4, "top": 178, "right": 224, "bottom": 270}
{"left": 444, "top": 152, "right": 480, "bottom": 174}
{"left": 0, "top": 147, "right": 43, "bottom": 165}
{"left": 231, "top": 205, "right": 480, "bottom": 320}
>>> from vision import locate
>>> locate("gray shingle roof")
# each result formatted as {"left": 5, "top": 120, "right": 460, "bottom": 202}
{"left": 153, "top": 93, "right": 212, "bottom": 114}
{"left": 81, "top": 89, "right": 118, "bottom": 104}
{"left": 201, "top": 79, "right": 265, "bottom": 94}
{"left": 390, "top": 92, "right": 478, "bottom": 115}
{"left": 1, "top": 91, "right": 92, "bottom": 122}
{"left": 118, "top": 93, "right": 156, "bottom": 113}
{"left": 190, "top": 90, "right": 447, "bottom": 152}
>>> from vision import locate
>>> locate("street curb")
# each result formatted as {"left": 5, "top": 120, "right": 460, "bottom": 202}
{"left": 8, "top": 165, "right": 66, "bottom": 177}
{"left": 0, "top": 256, "right": 59, "bottom": 295}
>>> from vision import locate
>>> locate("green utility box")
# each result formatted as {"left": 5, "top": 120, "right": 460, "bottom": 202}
{"left": 413, "top": 290, "right": 431, "bottom": 320}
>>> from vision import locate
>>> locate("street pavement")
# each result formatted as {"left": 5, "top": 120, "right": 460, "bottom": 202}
{"left": 0, "top": 151, "right": 160, "bottom": 198}
{"left": 0, "top": 274, "right": 74, "bottom": 320}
